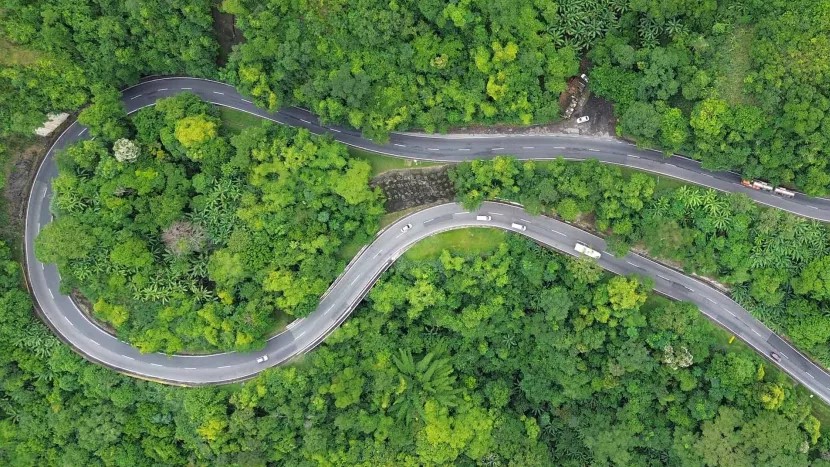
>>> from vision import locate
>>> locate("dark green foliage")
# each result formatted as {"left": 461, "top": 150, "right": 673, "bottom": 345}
{"left": 35, "top": 94, "right": 384, "bottom": 353}
{"left": 222, "top": 0, "right": 581, "bottom": 140}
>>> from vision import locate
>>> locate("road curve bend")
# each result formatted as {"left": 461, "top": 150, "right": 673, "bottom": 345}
{"left": 23, "top": 77, "right": 830, "bottom": 403}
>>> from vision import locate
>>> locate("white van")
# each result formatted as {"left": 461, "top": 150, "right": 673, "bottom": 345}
{"left": 476, "top": 215, "right": 492, "bottom": 221}
{"left": 574, "top": 243, "right": 601, "bottom": 259}
{"left": 511, "top": 222, "right": 527, "bottom": 231}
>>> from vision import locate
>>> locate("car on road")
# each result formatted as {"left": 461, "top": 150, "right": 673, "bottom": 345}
{"left": 401, "top": 224, "right": 412, "bottom": 232}
{"left": 574, "top": 242, "right": 601, "bottom": 259}
{"left": 576, "top": 116, "right": 590, "bottom": 124}
{"left": 770, "top": 351, "right": 781, "bottom": 362}
{"left": 511, "top": 222, "right": 527, "bottom": 231}
{"left": 476, "top": 215, "right": 492, "bottom": 221}
{"left": 256, "top": 355, "right": 269, "bottom": 363}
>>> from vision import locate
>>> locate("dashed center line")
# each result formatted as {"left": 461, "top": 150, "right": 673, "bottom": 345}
{"left": 213, "top": 91, "right": 224, "bottom": 95}
{"left": 752, "top": 329, "right": 762, "bottom": 336}
{"left": 241, "top": 99, "right": 252, "bottom": 103}
{"left": 428, "top": 148, "right": 440, "bottom": 151}
{"left": 458, "top": 148, "right": 470, "bottom": 151}
{"left": 587, "top": 148, "right": 600, "bottom": 152}
{"left": 492, "top": 147, "right": 505, "bottom": 151}
{"left": 158, "top": 88, "right": 168, "bottom": 91}
{"left": 554, "top": 146, "right": 565, "bottom": 149}
{"left": 551, "top": 229, "right": 566, "bottom": 236}
{"left": 328, "top": 128, "right": 341, "bottom": 133}
{"left": 180, "top": 87, "right": 192, "bottom": 90}
{"left": 628, "top": 154, "right": 640, "bottom": 158}
{"left": 300, "top": 119, "right": 311, "bottom": 124}
{"left": 78, "top": 129, "right": 87, "bottom": 137}
{"left": 657, "top": 275, "right": 670, "bottom": 281}
{"left": 522, "top": 146, "right": 535, "bottom": 149}
{"left": 130, "top": 94, "right": 142, "bottom": 100}
{"left": 394, "top": 143, "right": 406, "bottom": 147}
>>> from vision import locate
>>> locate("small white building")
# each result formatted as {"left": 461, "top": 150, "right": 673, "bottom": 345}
{"left": 34, "top": 112, "right": 69, "bottom": 136}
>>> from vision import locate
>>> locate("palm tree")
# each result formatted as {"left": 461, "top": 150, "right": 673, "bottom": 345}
{"left": 391, "top": 349, "right": 461, "bottom": 424}
{"left": 665, "top": 18, "right": 686, "bottom": 37}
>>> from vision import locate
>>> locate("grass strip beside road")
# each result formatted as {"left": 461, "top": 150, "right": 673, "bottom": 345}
{"left": 404, "top": 228, "right": 505, "bottom": 260}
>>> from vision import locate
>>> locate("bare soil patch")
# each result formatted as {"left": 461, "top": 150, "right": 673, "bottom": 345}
{"left": 212, "top": 7, "right": 243, "bottom": 66}
{"left": 443, "top": 95, "right": 616, "bottom": 138}
{"left": 2, "top": 135, "right": 54, "bottom": 250}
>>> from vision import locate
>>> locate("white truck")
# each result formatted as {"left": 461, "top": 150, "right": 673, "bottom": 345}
{"left": 574, "top": 242, "right": 601, "bottom": 259}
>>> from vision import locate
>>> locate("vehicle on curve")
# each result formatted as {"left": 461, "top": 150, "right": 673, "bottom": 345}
{"left": 511, "top": 222, "right": 527, "bottom": 231}
{"left": 576, "top": 116, "right": 590, "bottom": 124}
{"left": 476, "top": 215, "right": 492, "bottom": 221}
{"left": 574, "top": 242, "right": 601, "bottom": 259}
{"left": 401, "top": 223, "right": 412, "bottom": 232}
{"left": 256, "top": 355, "right": 269, "bottom": 363}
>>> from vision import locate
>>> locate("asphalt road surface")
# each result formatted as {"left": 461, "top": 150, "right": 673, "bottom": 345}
{"left": 23, "top": 77, "right": 830, "bottom": 403}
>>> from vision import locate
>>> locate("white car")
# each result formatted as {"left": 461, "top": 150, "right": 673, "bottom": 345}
{"left": 476, "top": 215, "right": 492, "bottom": 221}
{"left": 401, "top": 224, "right": 412, "bottom": 232}
{"left": 576, "top": 116, "right": 590, "bottom": 124}
{"left": 574, "top": 242, "right": 601, "bottom": 259}
{"left": 256, "top": 355, "right": 269, "bottom": 363}
{"left": 580, "top": 73, "right": 589, "bottom": 83}
{"left": 511, "top": 222, "right": 527, "bottom": 231}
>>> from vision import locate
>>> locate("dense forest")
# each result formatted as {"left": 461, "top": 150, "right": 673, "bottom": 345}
{"left": 450, "top": 156, "right": 830, "bottom": 367}
{"left": 2, "top": 1, "right": 830, "bottom": 190}
{"left": 5, "top": 231, "right": 830, "bottom": 464}
{"left": 588, "top": 0, "right": 830, "bottom": 194}
{"left": 35, "top": 94, "right": 383, "bottom": 353}
{"left": 4, "top": 0, "right": 830, "bottom": 463}
{"left": 0, "top": 0, "right": 218, "bottom": 137}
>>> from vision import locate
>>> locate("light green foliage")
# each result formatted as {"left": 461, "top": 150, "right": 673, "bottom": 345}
{"left": 78, "top": 87, "right": 130, "bottom": 142}
{"left": 450, "top": 155, "right": 830, "bottom": 367}
{"left": 0, "top": 0, "right": 218, "bottom": 138}
{"left": 589, "top": 0, "right": 830, "bottom": 194}
{"left": 3, "top": 227, "right": 829, "bottom": 464}
{"left": 36, "top": 95, "right": 384, "bottom": 352}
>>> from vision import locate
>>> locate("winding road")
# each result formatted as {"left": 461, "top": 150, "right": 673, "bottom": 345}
{"left": 24, "top": 77, "right": 830, "bottom": 404}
